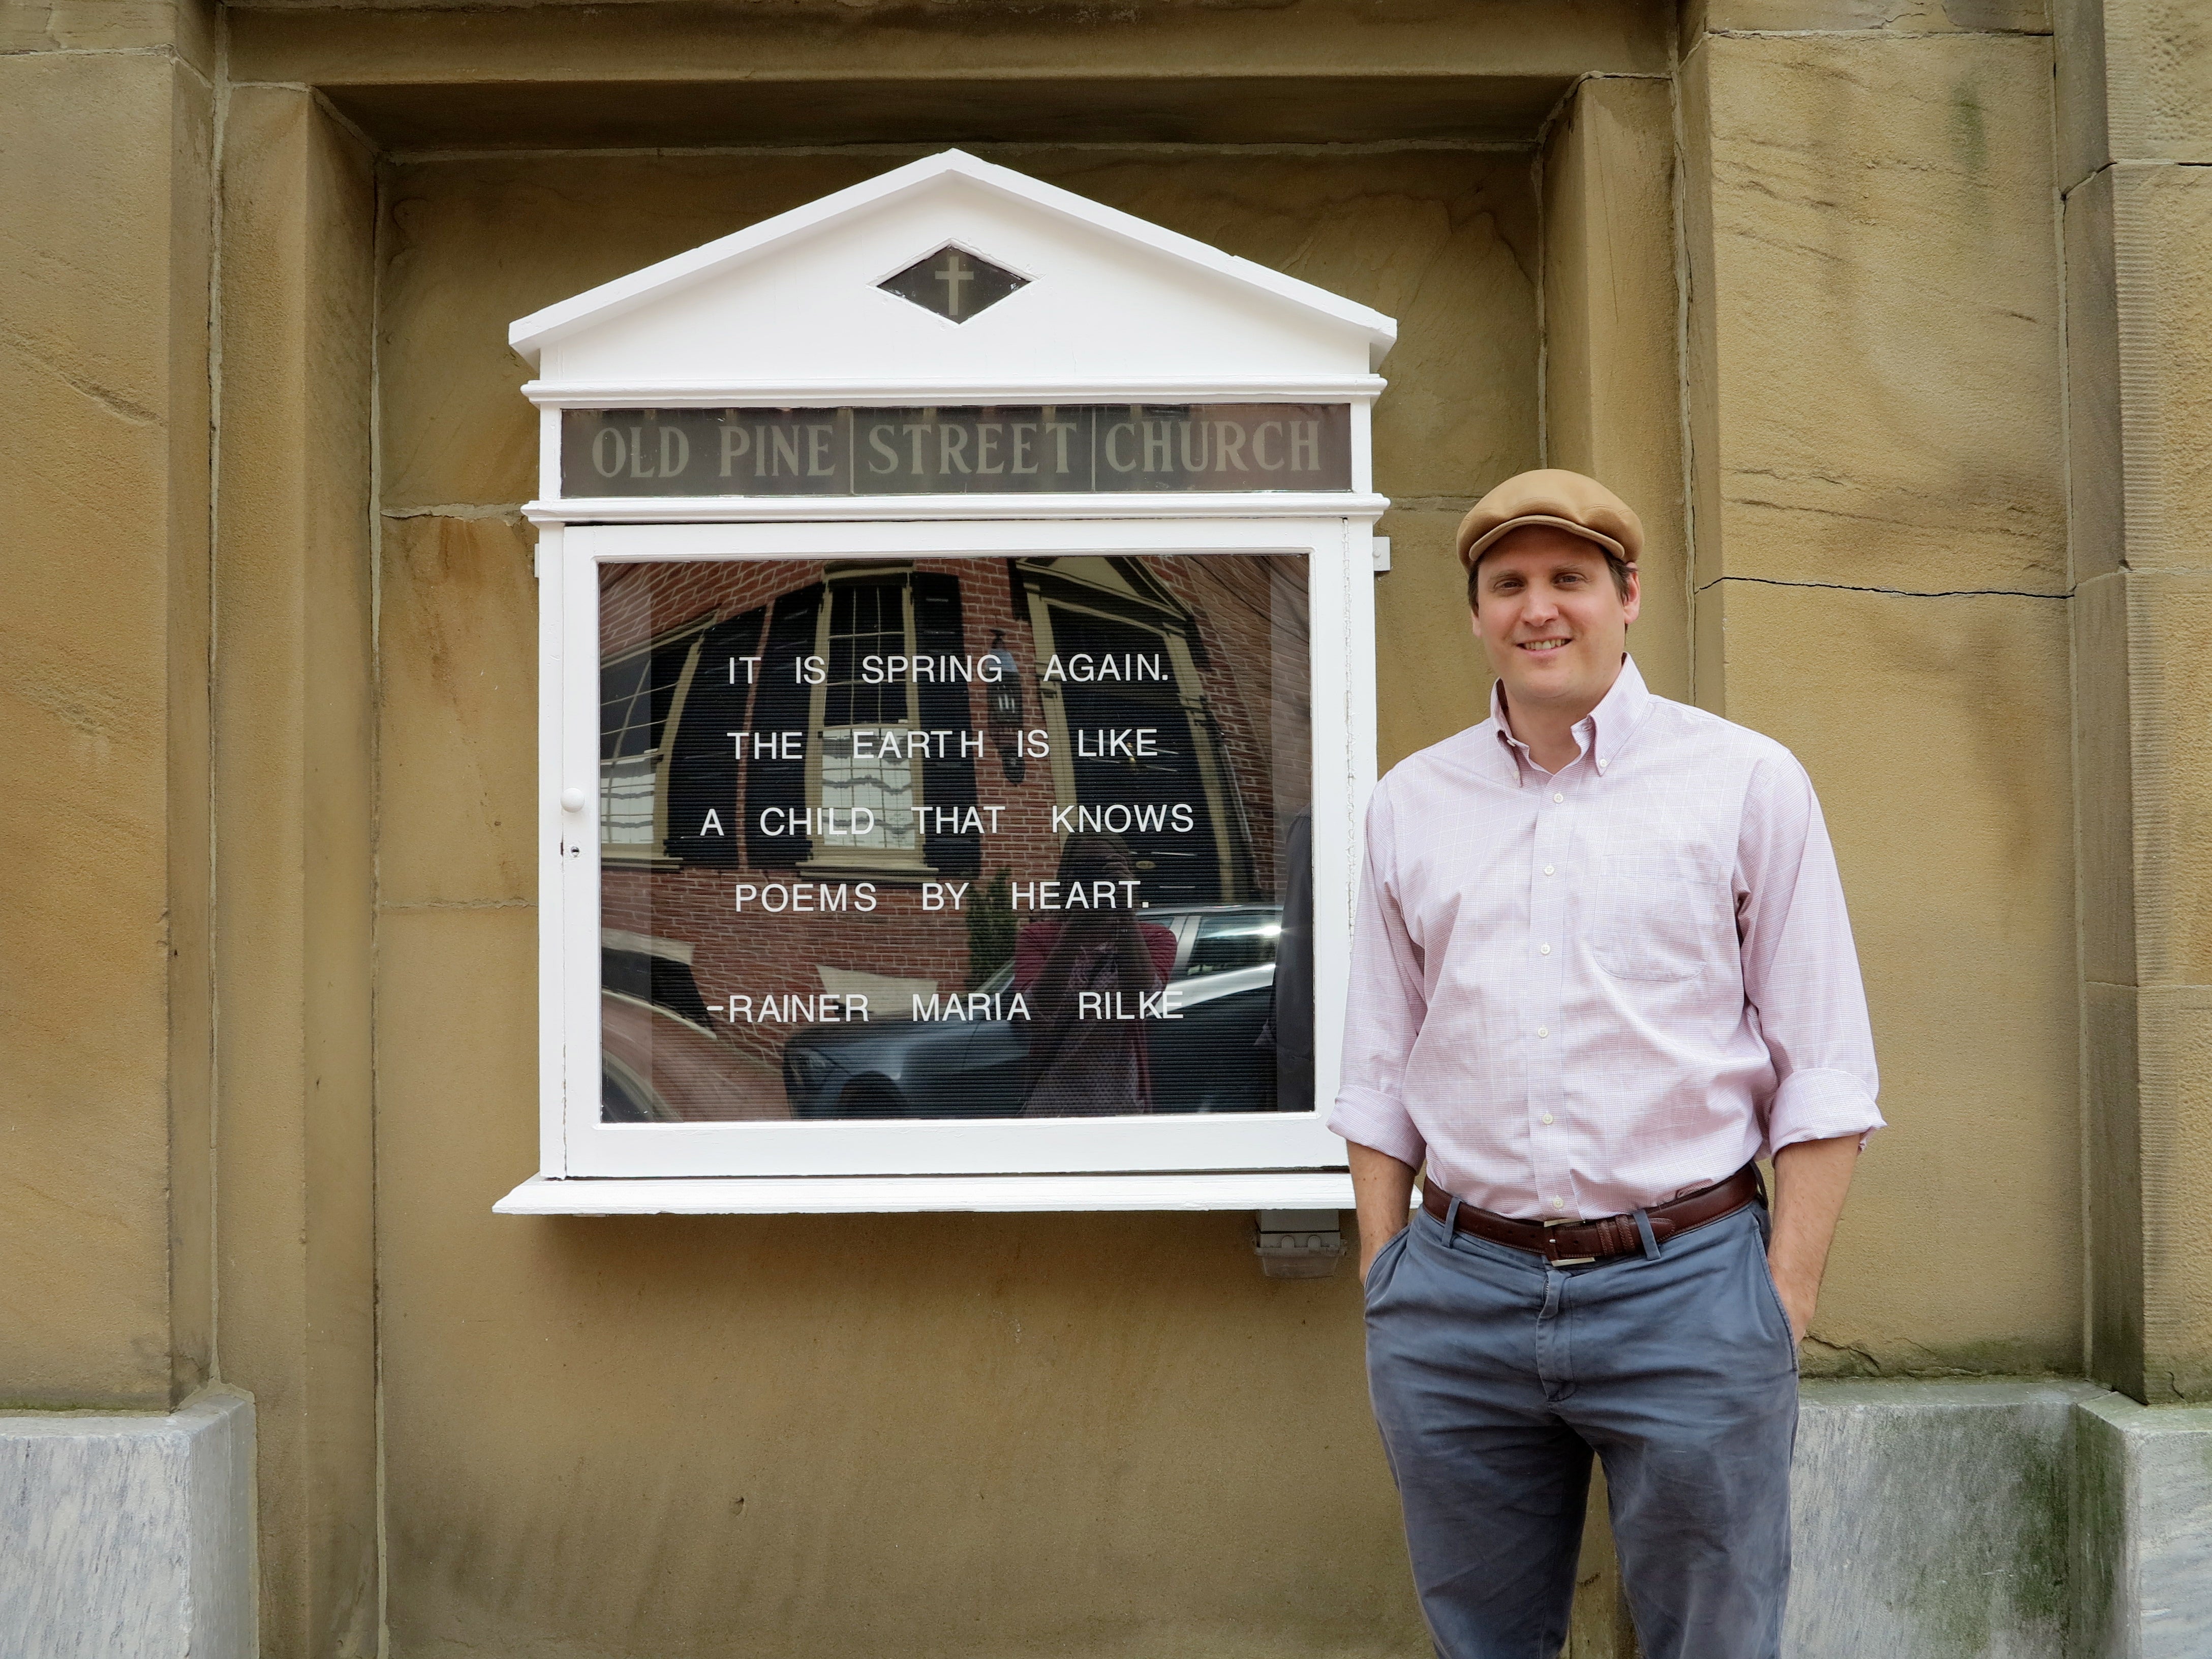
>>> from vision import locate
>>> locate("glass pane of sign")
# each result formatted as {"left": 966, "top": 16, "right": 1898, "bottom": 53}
{"left": 597, "top": 553, "right": 1313, "bottom": 1124}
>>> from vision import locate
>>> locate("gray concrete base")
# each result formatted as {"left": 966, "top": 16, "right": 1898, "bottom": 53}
{"left": 2072, "top": 1392, "right": 2212, "bottom": 1659}
{"left": 1787, "top": 1380, "right": 2101, "bottom": 1658}
{"left": 1772, "top": 1379, "right": 2212, "bottom": 1659}
{"left": 0, "top": 1386, "right": 255, "bottom": 1659}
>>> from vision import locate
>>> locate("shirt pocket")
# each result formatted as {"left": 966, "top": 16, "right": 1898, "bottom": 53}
{"left": 1585, "top": 850, "right": 1733, "bottom": 982}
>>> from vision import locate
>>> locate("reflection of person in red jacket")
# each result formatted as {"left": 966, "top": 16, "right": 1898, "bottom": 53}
{"left": 1014, "top": 832, "right": 1178, "bottom": 1116}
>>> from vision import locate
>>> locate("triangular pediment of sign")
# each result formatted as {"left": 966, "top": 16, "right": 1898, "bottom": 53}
{"left": 510, "top": 149, "right": 1395, "bottom": 397}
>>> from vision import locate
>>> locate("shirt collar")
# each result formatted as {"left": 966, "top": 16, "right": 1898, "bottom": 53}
{"left": 1487, "top": 655, "right": 1653, "bottom": 785}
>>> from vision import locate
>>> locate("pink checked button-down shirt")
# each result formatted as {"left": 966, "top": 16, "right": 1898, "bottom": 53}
{"left": 1328, "top": 657, "right": 1883, "bottom": 1221}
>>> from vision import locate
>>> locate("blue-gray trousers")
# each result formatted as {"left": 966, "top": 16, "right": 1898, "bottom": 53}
{"left": 1363, "top": 1200, "right": 1800, "bottom": 1659}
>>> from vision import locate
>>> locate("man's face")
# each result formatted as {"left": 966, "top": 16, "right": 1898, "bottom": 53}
{"left": 1469, "top": 526, "right": 1640, "bottom": 713}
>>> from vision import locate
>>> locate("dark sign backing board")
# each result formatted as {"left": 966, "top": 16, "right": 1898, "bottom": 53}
{"left": 562, "top": 405, "right": 1353, "bottom": 498}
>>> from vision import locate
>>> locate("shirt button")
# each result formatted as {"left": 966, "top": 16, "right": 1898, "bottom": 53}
{"left": 1552, "top": 792, "right": 1564, "bottom": 803}
{"left": 1539, "top": 943, "right": 1551, "bottom": 956}
{"left": 1541, "top": 1112, "right": 1555, "bottom": 1125}
{"left": 1543, "top": 865, "right": 1555, "bottom": 876}
{"left": 1536, "top": 1026, "right": 1549, "bottom": 1038}
{"left": 1550, "top": 1196, "right": 1565, "bottom": 1211}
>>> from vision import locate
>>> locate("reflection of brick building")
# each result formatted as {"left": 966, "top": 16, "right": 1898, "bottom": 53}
{"left": 599, "top": 553, "right": 1306, "bottom": 1108}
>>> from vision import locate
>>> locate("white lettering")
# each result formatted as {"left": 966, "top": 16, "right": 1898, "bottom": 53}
{"left": 1075, "top": 728, "right": 1159, "bottom": 759}
{"left": 1041, "top": 654, "right": 1163, "bottom": 684}
{"left": 911, "top": 992, "right": 1032, "bottom": 1023}
{"left": 728, "top": 729, "right": 804, "bottom": 760}
{"left": 720, "top": 425, "right": 750, "bottom": 477}
{"left": 733, "top": 880, "right": 872, "bottom": 912}
{"left": 1074, "top": 989, "right": 1181, "bottom": 1020}
{"left": 866, "top": 424, "right": 899, "bottom": 475}
{"left": 719, "top": 992, "right": 871, "bottom": 1025}
{"left": 1010, "top": 876, "right": 1139, "bottom": 910}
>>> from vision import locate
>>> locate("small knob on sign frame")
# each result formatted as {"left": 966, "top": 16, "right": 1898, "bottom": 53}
{"left": 559, "top": 789, "right": 587, "bottom": 813}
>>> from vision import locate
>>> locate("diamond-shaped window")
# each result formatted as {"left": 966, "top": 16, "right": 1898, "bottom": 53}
{"left": 879, "top": 247, "right": 1027, "bottom": 323}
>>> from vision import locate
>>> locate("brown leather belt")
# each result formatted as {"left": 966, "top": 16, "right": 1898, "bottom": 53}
{"left": 1421, "top": 1165, "right": 1762, "bottom": 1266}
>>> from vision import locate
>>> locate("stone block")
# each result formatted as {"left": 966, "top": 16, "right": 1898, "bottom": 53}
{"left": 2132, "top": 984, "right": 2212, "bottom": 1401}
{"left": 1693, "top": 33, "right": 2066, "bottom": 594}
{"left": 2106, "top": 166, "right": 2212, "bottom": 571}
{"left": 2084, "top": 979, "right": 2145, "bottom": 1399}
{"left": 2118, "top": 571, "right": 2212, "bottom": 984}
{"left": 0, "top": 1, "right": 215, "bottom": 74}
{"left": 2097, "top": 0, "right": 2212, "bottom": 165}
{"left": 0, "top": 1388, "right": 255, "bottom": 1659}
{"left": 231, "top": 2, "right": 1668, "bottom": 150}
{"left": 1718, "top": 582, "right": 2080, "bottom": 1376}
{"left": 1542, "top": 75, "right": 1688, "bottom": 703}
{"left": 2051, "top": 0, "right": 2111, "bottom": 190}
{"left": 213, "top": 83, "right": 382, "bottom": 1659}
{"left": 1702, "top": 0, "right": 2050, "bottom": 34}
{"left": 2066, "top": 169, "right": 2124, "bottom": 582}
{"left": 1373, "top": 507, "right": 1496, "bottom": 773}
{"left": 2072, "top": 570, "right": 2134, "bottom": 983}
{"left": 377, "top": 514, "right": 538, "bottom": 906}
{"left": 0, "top": 45, "right": 207, "bottom": 1408}
{"left": 2073, "top": 1393, "right": 2212, "bottom": 1659}
{"left": 1787, "top": 1380, "right": 2095, "bottom": 1659}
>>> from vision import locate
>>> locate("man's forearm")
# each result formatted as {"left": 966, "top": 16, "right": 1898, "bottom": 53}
{"left": 1767, "top": 1134, "right": 1860, "bottom": 1342}
{"left": 1349, "top": 1142, "right": 1418, "bottom": 1278}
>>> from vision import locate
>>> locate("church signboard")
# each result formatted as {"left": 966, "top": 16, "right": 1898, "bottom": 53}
{"left": 501, "top": 152, "right": 1394, "bottom": 1213}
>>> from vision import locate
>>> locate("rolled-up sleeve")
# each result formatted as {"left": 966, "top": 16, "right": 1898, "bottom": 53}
{"left": 1328, "top": 781, "right": 1430, "bottom": 1170}
{"left": 1737, "top": 753, "right": 1885, "bottom": 1155}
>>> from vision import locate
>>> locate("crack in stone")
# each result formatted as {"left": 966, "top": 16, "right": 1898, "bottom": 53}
{"left": 1699, "top": 574, "right": 2070, "bottom": 600}
{"left": 378, "top": 898, "right": 533, "bottom": 912}
{"left": 0, "top": 324, "right": 159, "bottom": 425}
{"left": 382, "top": 504, "right": 526, "bottom": 521}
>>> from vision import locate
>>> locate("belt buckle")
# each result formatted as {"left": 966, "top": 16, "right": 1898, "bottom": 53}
{"left": 1543, "top": 1217, "right": 1596, "bottom": 1267}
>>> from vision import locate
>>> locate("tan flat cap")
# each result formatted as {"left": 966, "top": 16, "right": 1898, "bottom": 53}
{"left": 1456, "top": 469, "right": 1644, "bottom": 571}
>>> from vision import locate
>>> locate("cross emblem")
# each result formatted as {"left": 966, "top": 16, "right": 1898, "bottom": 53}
{"left": 879, "top": 245, "right": 1027, "bottom": 323}
{"left": 933, "top": 252, "right": 976, "bottom": 319}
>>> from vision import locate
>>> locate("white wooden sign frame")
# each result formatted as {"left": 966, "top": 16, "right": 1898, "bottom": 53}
{"left": 495, "top": 151, "right": 1393, "bottom": 1214}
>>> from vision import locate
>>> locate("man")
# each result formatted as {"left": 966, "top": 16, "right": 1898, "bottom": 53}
{"left": 1330, "top": 470, "right": 1881, "bottom": 1659}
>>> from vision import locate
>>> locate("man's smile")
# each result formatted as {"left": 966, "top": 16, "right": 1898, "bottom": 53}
{"left": 1517, "top": 637, "right": 1571, "bottom": 652}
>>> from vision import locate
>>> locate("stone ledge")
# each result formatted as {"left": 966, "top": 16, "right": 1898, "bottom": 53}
{"left": 1774, "top": 1379, "right": 2212, "bottom": 1659}
{"left": 2073, "top": 1392, "right": 2212, "bottom": 1659}
{"left": 0, "top": 1386, "right": 255, "bottom": 1659}
{"left": 1788, "top": 1379, "right": 2102, "bottom": 1659}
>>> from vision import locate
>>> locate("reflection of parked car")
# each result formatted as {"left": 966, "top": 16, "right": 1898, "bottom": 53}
{"left": 781, "top": 905, "right": 1283, "bottom": 1118}
{"left": 601, "top": 940, "right": 788, "bottom": 1121}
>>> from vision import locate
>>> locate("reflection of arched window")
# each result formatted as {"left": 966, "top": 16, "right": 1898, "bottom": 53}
{"left": 807, "top": 571, "right": 926, "bottom": 867}
{"left": 744, "top": 563, "right": 983, "bottom": 878}
{"left": 599, "top": 597, "right": 765, "bottom": 869}
{"left": 1015, "top": 557, "right": 1254, "bottom": 905}
{"left": 599, "top": 624, "right": 707, "bottom": 863}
